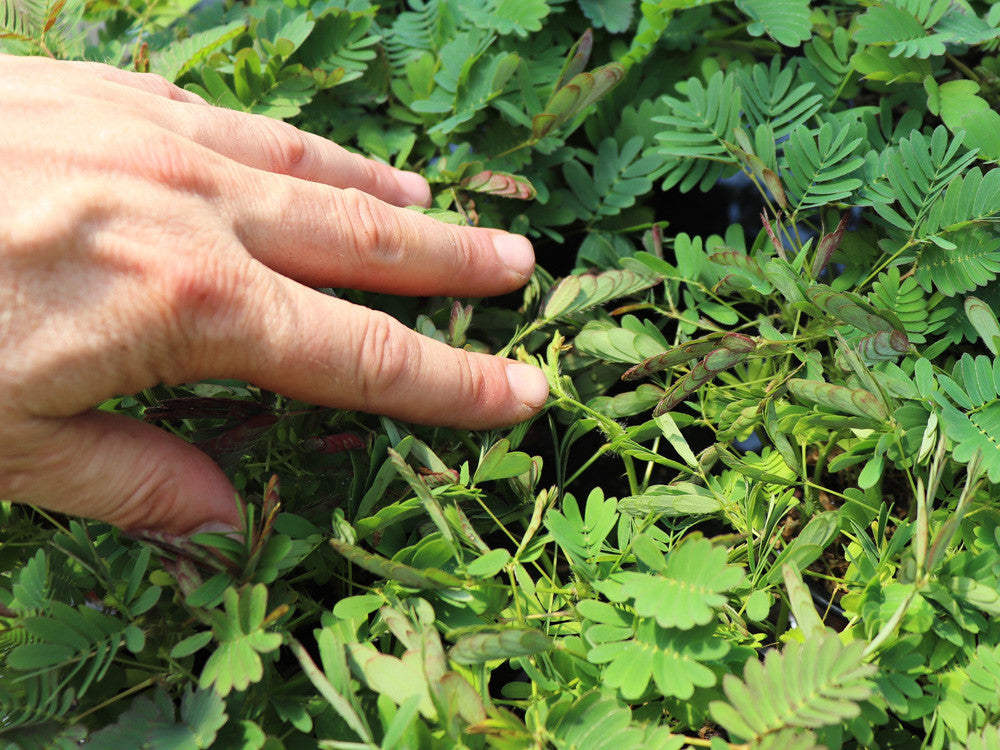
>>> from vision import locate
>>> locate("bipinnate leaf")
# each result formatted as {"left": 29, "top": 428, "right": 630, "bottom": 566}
{"left": 449, "top": 628, "right": 551, "bottom": 664}
{"left": 199, "top": 585, "right": 282, "bottom": 696}
{"left": 150, "top": 20, "right": 247, "bottom": 81}
{"left": 709, "top": 633, "right": 876, "bottom": 741}
{"left": 533, "top": 62, "right": 626, "bottom": 139}
{"left": 85, "top": 688, "right": 226, "bottom": 750}
{"left": 574, "top": 316, "right": 670, "bottom": 365}
{"left": 736, "top": 0, "right": 811, "bottom": 47}
{"left": 617, "top": 483, "right": 724, "bottom": 518}
{"left": 614, "top": 536, "right": 744, "bottom": 629}
{"left": 541, "top": 267, "right": 660, "bottom": 321}
{"left": 547, "top": 692, "right": 686, "bottom": 750}
{"left": 587, "top": 620, "right": 729, "bottom": 700}
{"left": 578, "top": 0, "right": 633, "bottom": 34}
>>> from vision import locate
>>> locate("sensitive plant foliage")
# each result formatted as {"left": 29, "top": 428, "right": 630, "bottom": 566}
{"left": 7, "top": 0, "right": 1000, "bottom": 748}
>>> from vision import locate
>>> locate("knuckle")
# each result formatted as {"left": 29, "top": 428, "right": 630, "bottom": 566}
{"left": 137, "top": 72, "right": 187, "bottom": 101}
{"left": 133, "top": 128, "right": 202, "bottom": 192}
{"left": 355, "top": 312, "right": 416, "bottom": 408}
{"left": 338, "top": 188, "right": 404, "bottom": 267}
{"left": 151, "top": 253, "right": 246, "bottom": 380}
{"left": 112, "top": 467, "right": 182, "bottom": 531}
{"left": 259, "top": 118, "right": 309, "bottom": 174}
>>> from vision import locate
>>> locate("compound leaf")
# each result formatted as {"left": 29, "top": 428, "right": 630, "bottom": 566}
{"left": 710, "top": 633, "right": 876, "bottom": 741}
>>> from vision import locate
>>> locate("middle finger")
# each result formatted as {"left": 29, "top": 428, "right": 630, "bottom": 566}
{"left": 215, "top": 166, "right": 536, "bottom": 297}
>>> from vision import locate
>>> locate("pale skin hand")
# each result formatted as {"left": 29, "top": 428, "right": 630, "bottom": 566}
{"left": 0, "top": 54, "right": 549, "bottom": 535}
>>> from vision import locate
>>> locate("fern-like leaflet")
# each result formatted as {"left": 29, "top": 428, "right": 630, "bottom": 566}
{"left": 781, "top": 119, "right": 865, "bottom": 213}
{"left": 655, "top": 69, "right": 742, "bottom": 192}
{"left": 913, "top": 167, "right": 1000, "bottom": 295}
{"left": 934, "top": 354, "right": 1000, "bottom": 481}
{"left": 709, "top": 632, "right": 876, "bottom": 742}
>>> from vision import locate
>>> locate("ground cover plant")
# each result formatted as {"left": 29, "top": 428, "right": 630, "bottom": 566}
{"left": 6, "top": 0, "right": 1000, "bottom": 747}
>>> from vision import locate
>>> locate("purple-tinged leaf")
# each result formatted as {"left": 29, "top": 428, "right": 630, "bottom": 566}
{"left": 197, "top": 414, "right": 280, "bottom": 463}
{"left": 806, "top": 285, "right": 896, "bottom": 334}
{"left": 144, "top": 397, "right": 268, "bottom": 422}
{"left": 459, "top": 170, "right": 536, "bottom": 200}
{"left": 762, "top": 168, "right": 787, "bottom": 209}
{"left": 811, "top": 213, "right": 848, "bottom": 277}
{"left": 553, "top": 28, "right": 593, "bottom": 92}
{"left": 449, "top": 301, "right": 473, "bottom": 347}
{"left": 622, "top": 341, "right": 719, "bottom": 380}
{"left": 623, "top": 333, "right": 756, "bottom": 381}
{"left": 541, "top": 268, "right": 660, "bottom": 321}
{"left": 852, "top": 330, "right": 910, "bottom": 363}
{"left": 761, "top": 210, "right": 786, "bottom": 258}
{"left": 787, "top": 379, "right": 888, "bottom": 421}
{"left": 703, "top": 347, "right": 752, "bottom": 373}
{"left": 720, "top": 332, "right": 758, "bottom": 354}
{"left": 418, "top": 467, "right": 461, "bottom": 487}
{"left": 533, "top": 62, "right": 625, "bottom": 139}
{"left": 304, "top": 433, "right": 367, "bottom": 454}
{"left": 708, "top": 250, "right": 765, "bottom": 280}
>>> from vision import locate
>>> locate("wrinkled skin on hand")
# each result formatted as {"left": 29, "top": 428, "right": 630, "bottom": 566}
{"left": 0, "top": 55, "right": 548, "bottom": 534}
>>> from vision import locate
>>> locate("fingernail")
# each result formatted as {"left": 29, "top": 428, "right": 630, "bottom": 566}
{"left": 493, "top": 234, "right": 535, "bottom": 279}
{"left": 188, "top": 521, "right": 241, "bottom": 537}
{"left": 506, "top": 363, "right": 549, "bottom": 408}
{"left": 397, "top": 171, "right": 431, "bottom": 207}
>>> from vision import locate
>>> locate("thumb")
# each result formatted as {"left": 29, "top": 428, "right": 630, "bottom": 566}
{"left": 4, "top": 411, "right": 240, "bottom": 535}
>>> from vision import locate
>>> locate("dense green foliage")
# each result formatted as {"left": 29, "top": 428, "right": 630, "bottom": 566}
{"left": 6, "top": 0, "right": 1000, "bottom": 747}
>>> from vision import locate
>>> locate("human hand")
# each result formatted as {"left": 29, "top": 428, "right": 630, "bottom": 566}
{"left": 0, "top": 55, "right": 548, "bottom": 535}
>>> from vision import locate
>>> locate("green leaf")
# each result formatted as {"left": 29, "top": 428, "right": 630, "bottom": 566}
{"left": 782, "top": 564, "right": 826, "bottom": 639}
{"left": 588, "top": 620, "right": 729, "bottom": 700}
{"left": 533, "top": 62, "right": 626, "bottom": 139}
{"left": 449, "top": 628, "right": 552, "bottom": 664}
{"left": 781, "top": 120, "right": 865, "bottom": 212}
{"left": 328, "top": 537, "right": 463, "bottom": 590}
{"left": 578, "top": 0, "right": 634, "bottom": 33}
{"left": 467, "top": 0, "right": 549, "bottom": 37}
{"left": 289, "top": 634, "right": 374, "bottom": 743}
{"left": 170, "top": 631, "right": 214, "bottom": 660}
{"left": 617, "top": 482, "right": 724, "bottom": 518}
{"left": 474, "top": 439, "right": 534, "bottom": 483}
{"left": 199, "top": 585, "right": 282, "bottom": 696}
{"left": 656, "top": 70, "right": 742, "bottom": 192}
{"left": 85, "top": 688, "right": 226, "bottom": 750}
{"left": 150, "top": 20, "right": 247, "bottom": 81}
{"left": 710, "top": 633, "right": 875, "bottom": 741}
{"left": 466, "top": 548, "right": 510, "bottom": 577}
{"left": 541, "top": 267, "right": 660, "bottom": 321}
{"left": 736, "top": 0, "right": 811, "bottom": 47}
{"left": 965, "top": 296, "right": 1000, "bottom": 356}
{"left": 805, "top": 284, "right": 899, "bottom": 334}
{"left": 613, "top": 536, "right": 744, "bottom": 629}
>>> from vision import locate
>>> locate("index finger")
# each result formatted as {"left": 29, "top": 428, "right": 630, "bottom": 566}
{"left": 69, "top": 61, "right": 433, "bottom": 208}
